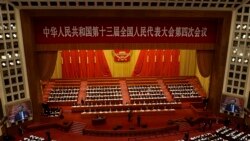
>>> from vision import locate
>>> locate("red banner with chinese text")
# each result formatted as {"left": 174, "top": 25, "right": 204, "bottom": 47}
{"left": 34, "top": 18, "right": 218, "bottom": 44}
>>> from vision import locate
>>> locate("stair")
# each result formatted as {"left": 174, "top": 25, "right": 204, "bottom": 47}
{"left": 120, "top": 80, "right": 130, "bottom": 104}
{"left": 42, "top": 81, "right": 54, "bottom": 102}
{"left": 189, "top": 78, "right": 207, "bottom": 97}
{"left": 157, "top": 79, "right": 173, "bottom": 101}
{"left": 69, "top": 122, "right": 86, "bottom": 134}
{"left": 77, "top": 81, "right": 88, "bottom": 104}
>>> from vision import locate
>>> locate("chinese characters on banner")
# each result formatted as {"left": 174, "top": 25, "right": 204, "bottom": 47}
{"left": 43, "top": 26, "right": 207, "bottom": 38}
{"left": 34, "top": 18, "right": 217, "bottom": 43}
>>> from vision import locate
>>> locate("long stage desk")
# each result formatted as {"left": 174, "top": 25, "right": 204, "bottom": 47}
{"left": 72, "top": 102, "right": 182, "bottom": 113}
{"left": 80, "top": 109, "right": 176, "bottom": 118}
{"left": 92, "top": 117, "right": 106, "bottom": 125}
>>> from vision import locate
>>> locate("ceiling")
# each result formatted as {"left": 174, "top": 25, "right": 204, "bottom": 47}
{"left": 4, "top": 0, "right": 249, "bottom": 11}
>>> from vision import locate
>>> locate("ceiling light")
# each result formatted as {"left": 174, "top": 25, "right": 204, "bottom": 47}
{"left": 244, "top": 59, "right": 248, "bottom": 63}
{"left": 233, "top": 49, "right": 237, "bottom": 54}
{"left": 9, "top": 62, "right": 14, "bottom": 66}
{"left": 7, "top": 54, "right": 11, "bottom": 58}
{"left": 247, "top": 52, "right": 250, "bottom": 57}
{"left": 1, "top": 56, "right": 6, "bottom": 59}
{"left": 14, "top": 53, "right": 18, "bottom": 57}
{"left": 3, "top": 25, "right": 8, "bottom": 30}
{"left": 238, "top": 58, "right": 242, "bottom": 62}
{"left": 12, "top": 33, "right": 17, "bottom": 38}
{"left": 10, "top": 24, "right": 16, "bottom": 29}
{"left": 16, "top": 60, "right": 20, "bottom": 64}
{"left": 236, "top": 24, "right": 241, "bottom": 29}
{"left": 232, "top": 57, "right": 236, "bottom": 62}
{"left": 1, "top": 62, "right": 6, "bottom": 67}
{"left": 5, "top": 34, "right": 10, "bottom": 38}
{"left": 242, "top": 34, "right": 246, "bottom": 39}
{"left": 242, "top": 25, "right": 247, "bottom": 29}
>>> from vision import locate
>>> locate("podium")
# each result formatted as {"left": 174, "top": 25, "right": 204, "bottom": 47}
{"left": 92, "top": 117, "right": 106, "bottom": 125}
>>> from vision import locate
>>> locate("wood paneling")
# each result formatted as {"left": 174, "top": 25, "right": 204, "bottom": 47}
{"left": 20, "top": 10, "right": 42, "bottom": 121}
{"left": 208, "top": 13, "right": 232, "bottom": 113}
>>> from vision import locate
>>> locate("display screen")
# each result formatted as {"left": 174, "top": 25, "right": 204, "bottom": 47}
{"left": 6, "top": 100, "right": 33, "bottom": 123}
{"left": 220, "top": 95, "right": 244, "bottom": 117}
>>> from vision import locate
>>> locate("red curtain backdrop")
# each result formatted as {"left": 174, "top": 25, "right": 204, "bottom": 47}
{"left": 62, "top": 50, "right": 111, "bottom": 78}
{"left": 37, "top": 51, "right": 58, "bottom": 80}
{"left": 133, "top": 50, "right": 180, "bottom": 77}
{"left": 196, "top": 50, "right": 213, "bottom": 77}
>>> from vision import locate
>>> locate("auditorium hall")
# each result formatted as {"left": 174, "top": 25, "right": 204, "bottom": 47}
{"left": 0, "top": 0, "right": 250, "bottom": 141}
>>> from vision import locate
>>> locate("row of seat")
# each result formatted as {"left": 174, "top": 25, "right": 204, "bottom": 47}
{"left": 86, "top": 95, "right": 122, "bottom": 100}
{"left": 167, "top": 83, "right": 200, "bottom": 101}
{"left": 173, "top": 94, "right": 200, "bottom": 98}
{"left": 47, "top": 86, "right": 80, "bottom": 103}
{"left": 86, "top": 92, "right": 122, "bottom": 95}
{"left": 130, "top": 99, "right": 167, "bottom": 104}
{"left": 86, "top": 86, "right": 121, "bottom": 92}
{"left": 130, "top": 96, "right": 166, "bottom": 100}
{"left": 190, "top": 133, "right": 224, "bottom": 141}
{"left": 216, "top": 126, "right": 250, "bottom": 141}
{"left": 48, "top": 93, "right": 78, "bottom": 97}
{"left": 190, "top": 126, "right": 250, "bottom": 141}
{"left": 129, "top": 91, "right": 164, "bottom": 94}
{"left": 43, "top": 107, "right": 62, "bottom": 117}
{"left": 22, "top": 135, "right": 45, "bottom": 141}
{"left": 85, "top": 85, "right": 122, "bottom": 102}
{"left": 130, "top": 93, "right": 164, "bottom": 96}
{"left": 86, "top": 90, "right": 121, "bottom": 93}
{"left": 167, "top": 83, "right": 193, "bottom": 88}
{"left": 50, "top": 87, "right": 79, "bottom": 93}
{"left": 128, "top": 85, "right": 167, "bottom": 104}
{"left": 48, "top": 96, "right": 78, "bottom": 101}
{"left": 48, "top": 99, "right": 77, "bottom": 102}
{"left": 84, "top": 100, "right": 123, "bottom": 105}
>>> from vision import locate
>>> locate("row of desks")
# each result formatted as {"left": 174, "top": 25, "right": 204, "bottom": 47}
{"left": 72, "top": 102, "right": 181, "bottom": 112}
{"left": 81, "top": 109, "right": 176, "bottom": 118}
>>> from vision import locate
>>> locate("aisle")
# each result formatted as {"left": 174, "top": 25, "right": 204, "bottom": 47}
{"left": 157, "top": 79, "right": 173, "bottom": 101}
{"left": 42, "top": 81, "right": 54, "bottom": 102}
{"left": 120, "top": 80, "right": 130, "bottom": 104}
{"left": 77, "top": 80, "right": 87, "bottom": 104}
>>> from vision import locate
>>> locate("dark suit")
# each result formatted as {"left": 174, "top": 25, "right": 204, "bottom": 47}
{"left": 15, "top": 111, "right": 29, "bottom": 121}
{"left": 137, "top": 115, "right": 141, "bottom": 126}
{"left": 225, "top": 103, "right": 240, "bottom": 113}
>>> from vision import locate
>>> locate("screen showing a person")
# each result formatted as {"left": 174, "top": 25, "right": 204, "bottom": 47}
{"left": 6, "top": 100, "right": 33, "bottom": 123}
{"left": 220, "top": 95, "right": 244, "bottom": 117}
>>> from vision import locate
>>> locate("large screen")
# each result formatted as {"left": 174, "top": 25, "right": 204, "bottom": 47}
{"left": 6, "top": 100, "right": 33, "bottom": 124}
{"left": 220, "top": 95, "right": 244, "bottom": 117}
